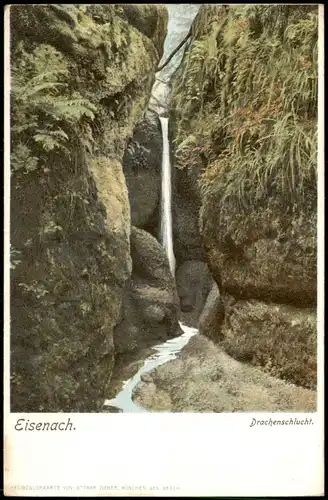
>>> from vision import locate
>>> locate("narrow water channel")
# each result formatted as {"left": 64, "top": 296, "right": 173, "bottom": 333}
{"left": 104, "top": 322, "right": 198, "bottom": 412}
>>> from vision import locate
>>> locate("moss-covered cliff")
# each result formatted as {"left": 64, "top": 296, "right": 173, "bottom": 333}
{"left": 10, "top": 4, "right": 168, "bottom": 411}
{"left": 170, "top": 5, "right": 318, "bottom": 389}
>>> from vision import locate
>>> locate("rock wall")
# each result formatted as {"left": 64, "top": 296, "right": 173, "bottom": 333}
{"left": 219, "top": 298, "right": 317, "bottom": 390}
{"left": 170, "top": 101, "right": 208, "bottom": 322}
{"left": 173, "top": 164, "right": 205, "bottom": 264}
{"left": 10, "top": 4, "right": 168, "bottom": 411}
{"left": 122, "top": 110, "right": 162, "bottom": 233}
{"left": 176, "top": 260, "right": 213, "bottom": 327}
{"left": 170, "top": 5, "right": 318, "bottom": 389}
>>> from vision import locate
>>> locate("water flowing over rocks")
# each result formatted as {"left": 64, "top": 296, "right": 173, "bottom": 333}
{"left": 159, "top": 116, "right": 176, "bottom": 275}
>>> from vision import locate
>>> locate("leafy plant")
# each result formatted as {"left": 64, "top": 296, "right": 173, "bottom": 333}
{"left": 11, "top": 42, "right": 97, "bottom": 174}
{"left": 170, "top": 5, "right": 318, "bottom": 211}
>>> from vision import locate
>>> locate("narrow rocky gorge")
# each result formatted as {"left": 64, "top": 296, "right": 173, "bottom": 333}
{"left": 10, "top": 4, "right": 318, "bottom": 413}
{"left": 130, "top": 4, "right": 318, "bottom": 412}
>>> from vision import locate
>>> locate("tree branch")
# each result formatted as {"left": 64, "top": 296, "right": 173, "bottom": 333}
{"left": 156, "top": 28, "right": 192, "bottom": 73}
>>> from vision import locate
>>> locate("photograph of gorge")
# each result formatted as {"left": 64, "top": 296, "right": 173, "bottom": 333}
{"left": 9, "top": 4, "right": 318, "bottom": 413}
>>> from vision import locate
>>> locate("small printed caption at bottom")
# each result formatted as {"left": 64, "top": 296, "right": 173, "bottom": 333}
{"left": 249, "top": 417, "right": 314, "bottom": 427}
{"left": 9, "top": 485, "right": 180, "bottom": 492}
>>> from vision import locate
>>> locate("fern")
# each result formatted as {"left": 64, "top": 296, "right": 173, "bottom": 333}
{"left": 53, "top": 99, "right": 97, "bottom": 121}
{"left": 33, "top": 130, "right": 69, "bottom": 153}
{"left": 11, "top": 40, "right": 98, "bottom": 173}
{"left": 170, "top": 5, "right": 318, "bottom": 210}
{"left": 11, "top": 143, "right": 39, "bottom": 173}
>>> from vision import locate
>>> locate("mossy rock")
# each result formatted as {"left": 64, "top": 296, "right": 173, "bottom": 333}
{"left": 120, "top": 5, "right": 168, "bottom": 58}
{"left": 200, "top": 198, "right": 317, "bottom": 306}
{"left": 10, "top": 4, "right": 168, "bottom": 411}
{"left": 169, "top": 4, "right": 317, "bottom": 306}
{"left": 219, "top": 297, "right": 317, "bottom": 390}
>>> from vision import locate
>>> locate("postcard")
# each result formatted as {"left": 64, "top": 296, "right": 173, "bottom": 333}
{"left": 4, "top": 4, "right": 324, "bottom": 496}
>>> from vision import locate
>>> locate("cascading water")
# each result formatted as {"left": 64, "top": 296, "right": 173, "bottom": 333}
{"left": 103, "top": 5, "right": 200, "bottom": 413}
{"left": 104, "top": 117, "right": 197, "bottom": 411}
{"left": 104, "top": 114, "right": 198, "bottom": 412}
{"left": 160, "top": 116, "right": 176, "bottom": 276}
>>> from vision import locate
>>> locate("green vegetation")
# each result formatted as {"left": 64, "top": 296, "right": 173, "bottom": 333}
{"left": 170, "top": 5, "right": 318, "bottom": 211}
{"left": 11, "top": 42, "right": 97, "bottom": 173}
{"left": 10, "top": 4, "right": 159, "bottom": 175}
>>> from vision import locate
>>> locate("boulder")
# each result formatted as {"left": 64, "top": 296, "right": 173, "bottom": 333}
{"left": 201, "top": 200, "right": 317, "bottom": 307}
{"left": 114, "top": 228, "right": 180, "bottom": 355}
{"left": 10, "top": 5, "right": 168, "bottom": 412}
{"left": 143, "top": 304, "right": 166, "bottom": 323}
{"left": 198, "top": 283, "right": 225, "bottom": 341}
{"left": 130, "top": 226, "right": 175, "bottom": 287}
{"left": 199, "top": 287, "right": 317, "bottom": 390}
{"left": 219, "top": 298, "right": 317, "bottom": 390}
{"left": 11, "top": 157, "right": 132, "bottom": 412}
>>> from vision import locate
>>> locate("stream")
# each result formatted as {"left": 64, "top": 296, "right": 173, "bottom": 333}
{"left": 104, "top": 322, "right": 198, "bottom": 412}
{"left": 103, "top": 5, "right": 200, "bottom": 414}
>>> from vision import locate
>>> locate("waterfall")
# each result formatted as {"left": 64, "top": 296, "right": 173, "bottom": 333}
{"left": 159, "top": 116, "right": 176, "bottom": 276}
{"left": 103, "top": 7, "right": 201, "bottom": 413}
{"left": 152, "top": 6, "right": 199, "bottom": 276}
